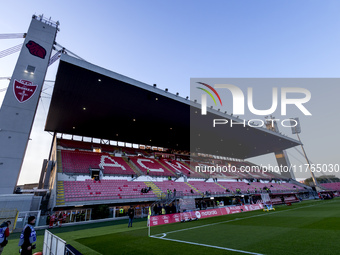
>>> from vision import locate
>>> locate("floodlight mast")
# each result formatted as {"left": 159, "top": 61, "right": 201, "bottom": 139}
{"left": 265, "top": 115, "right": 295, "bottom": 179}
{"left": 290, "top": 118, "right": 319, "bottom": 189}
{"left": 295, "top": 129, "right": 319, "bottom": 188}
{"left": 0, "top": 14, "right": 58, "bottom": 194}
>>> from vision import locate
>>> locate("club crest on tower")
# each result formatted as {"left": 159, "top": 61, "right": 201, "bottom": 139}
{"left": 13, "top": 79, "right": 38, "bottom": 103}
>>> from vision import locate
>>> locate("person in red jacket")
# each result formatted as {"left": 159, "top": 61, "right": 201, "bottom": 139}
{"left": 0, "top": 220, "right": 11, "bottom": 255}
{"left": 49, "top": 214, "right": 56, "bottom": 228}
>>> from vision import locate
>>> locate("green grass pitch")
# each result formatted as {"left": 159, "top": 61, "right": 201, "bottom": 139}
{"left": 4, "top": 198, "right": 340, "bottom": 254}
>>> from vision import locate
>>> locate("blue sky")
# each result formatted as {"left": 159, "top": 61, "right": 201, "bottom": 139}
{"left": 1, "top": 1, "right": 340, "bottom": 184}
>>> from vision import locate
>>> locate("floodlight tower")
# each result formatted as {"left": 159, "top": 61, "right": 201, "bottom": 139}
{"left": 290, "top": 118, "right": 319, "bottom": 189}
{"left": 0, "top": 15, "right": 58, "bottom": 194}
{"left": 265, "top": 115, "right": 295, "bottom": 179}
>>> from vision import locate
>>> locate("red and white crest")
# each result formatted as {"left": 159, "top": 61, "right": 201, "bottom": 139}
{"left": 13, "top": 79, "right": 38, "bottom": 103}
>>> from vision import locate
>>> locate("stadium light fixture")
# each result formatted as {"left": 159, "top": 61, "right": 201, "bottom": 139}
{"left": 25, "top": 65, "right": 35, "bottom": 74}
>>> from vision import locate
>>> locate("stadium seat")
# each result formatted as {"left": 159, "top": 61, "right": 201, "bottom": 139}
{"left": 63, "top": 179, "right": 155, "bottom": 202}
{"left": 60, "top": 150, "right": 135, "bottom": 175}
{"left": 129, "top": 157, "right": 176, "bottom": 177}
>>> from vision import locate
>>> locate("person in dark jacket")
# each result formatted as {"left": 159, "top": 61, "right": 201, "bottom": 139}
{"left": 127, "top": 206, "right": 134, "bottom": 228}
{"left": 19, "top": 216, "right": 36, "bottom": 255}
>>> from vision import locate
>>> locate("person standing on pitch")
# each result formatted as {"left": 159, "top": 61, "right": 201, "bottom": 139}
{"left": 49, "top": 213, "right": 55, "bottom": 228}
{"left": 0, "top": 220, "right": 11, "bottom": 255}
{"left": 19, "top": 216, "right": 37, "bottom": 255}
{"left": 127, "top": 206, "right": 134, "bottom": 228}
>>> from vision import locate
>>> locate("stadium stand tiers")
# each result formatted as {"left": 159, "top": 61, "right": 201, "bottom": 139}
{"left": 129, "top": 156, "right": 176, "bottom": 177}
{"left": 189, "top": 181, "right": 227, "bottom": 194}
{"left": 218, "top": 181, "right": 255, "bottom": 192}
{"left": 320, "top": 182, "right": 340, "bottom": 191}
{"left": 280, "top": 182, "right": 305, "bottom": 191}
{"left": 58, "top": 139, "right": 93, "bottom": 150}
{"left": 217, "top": 181, "right": 301, "bottom": 193}
{"left": 61, "top": 150, "right": 135, "bottom": 175}
{"left": 99, "top": 144, "right": 119, "bottom": 153}
{"left": 58, "top": 138, "right": 149, "bottom": 155}
{"left": 58, "top": 139, "right": 278, "bottom": 179}
{"left": 189, "top": 160, "right": 277, "bottom": 179}
{"left": 55, "top": 138, "right": 308, "bottom": 207}
{"left": 64, "top": 180, "right": 155, "bottom": 202}
{"left": 153, "top": 181, "right": 200, "bottom": 195}
{"left": 121, "top": 147, "right": 150, "bottom": 156}
{"left": 62, "top": 179, "right": 304, "bottom": 204}
{"left": 160, "top": 159, "right": 202, "bottom": 178}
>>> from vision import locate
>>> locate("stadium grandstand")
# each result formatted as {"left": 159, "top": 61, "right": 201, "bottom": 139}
{"left": 1, "top": 14, "right": 340, "bottom": 255}
{"left": 47, "top": 135, "right": 310, "bottom": 212}
{"left": 35, "top": 53, "right": 332, "bottom": 220}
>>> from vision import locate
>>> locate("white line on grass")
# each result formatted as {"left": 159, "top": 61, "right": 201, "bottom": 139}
{"left": 152, "top": 235, "right": 264, "bottom": 255}
{"left": 159, "top": 200, "right": 334, "bottom": 236}
{"left": 150, "top": 200, "right": 338, "bottom": 254}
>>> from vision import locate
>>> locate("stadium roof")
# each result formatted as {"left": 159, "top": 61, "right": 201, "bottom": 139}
{"left": 45, "top": 54, "right": 301, "bottom": 159}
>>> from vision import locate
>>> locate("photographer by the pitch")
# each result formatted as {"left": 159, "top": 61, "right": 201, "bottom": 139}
{"left": 0, "top": 220, "right": 11, "bottom": 255}
{"left": 18, "top": 216, "right": 37, "bottom": 255}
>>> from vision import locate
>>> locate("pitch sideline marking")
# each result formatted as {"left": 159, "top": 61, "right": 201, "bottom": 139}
{"left": 158, "top": 200, "right": 337, "bottom": 236}
{"left": 152, "top": 235, "right": 264, "bottom": 255}
{"left": 150, "top": 199, "right": 338, "bottom": 254}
